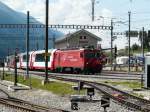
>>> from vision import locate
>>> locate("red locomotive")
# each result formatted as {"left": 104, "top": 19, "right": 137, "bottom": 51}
{"left": 7, "top": 48, "right": 105, "bottom": 74}
{"left": 53, "top": 48, "right": 103, "bottom": 74}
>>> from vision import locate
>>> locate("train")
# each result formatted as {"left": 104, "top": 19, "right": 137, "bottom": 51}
{"left": 6, "top": 48, "right": 106, "bottom": 74}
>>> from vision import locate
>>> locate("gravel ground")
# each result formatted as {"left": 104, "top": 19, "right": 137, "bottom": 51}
{"left": 0, "top": 80, "right": 140, "bottom": 112}
{"left": 0, "top": 105, "right": 21, "bottom": 112}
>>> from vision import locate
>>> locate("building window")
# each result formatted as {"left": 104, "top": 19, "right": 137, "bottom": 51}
{"left": 80, "top": 36, "right": 82, "bottom": 39}
{"left": 84, "top": 36, "right": 86, "bottom": 39}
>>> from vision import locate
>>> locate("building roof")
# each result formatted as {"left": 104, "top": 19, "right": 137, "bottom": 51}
{"left": 55, "top": 29, "right": 102, "bottom": 43}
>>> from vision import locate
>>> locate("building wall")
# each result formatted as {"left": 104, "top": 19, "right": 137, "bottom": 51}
{"left": 55, "top": 40, "right": 67, "bottom": 49}
{"left": 55, "top": 32, "right": 98, "bottom": 49}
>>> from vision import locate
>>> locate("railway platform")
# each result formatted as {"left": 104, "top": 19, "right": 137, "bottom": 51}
{"left": 0, "top": 80, "right": 30, "bottom": 91}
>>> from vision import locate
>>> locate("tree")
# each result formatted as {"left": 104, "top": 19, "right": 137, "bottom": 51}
{"left": 131, "top": 43, "right": 140, "bottom": 51}
{"left": 138, "top": 31, "right": 150, "bottom": 50}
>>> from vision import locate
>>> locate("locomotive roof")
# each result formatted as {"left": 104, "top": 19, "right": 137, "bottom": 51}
{"left": 55, "top": 29, "right": 101, "bottom": 43}
{"left": 33, "top": 49, "right": 57, "bottom": 53}
{"left": 57, "top": 48, "right": 100, "bottom": 51}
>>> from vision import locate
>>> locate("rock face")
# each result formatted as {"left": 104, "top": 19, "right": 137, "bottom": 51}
{"left": 0, "top": 1, "right": 63, "bottom": 58}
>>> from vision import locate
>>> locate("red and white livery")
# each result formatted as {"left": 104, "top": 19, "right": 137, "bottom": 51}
{"left": 7, "top": 48, "right": 105, "bottom": 74}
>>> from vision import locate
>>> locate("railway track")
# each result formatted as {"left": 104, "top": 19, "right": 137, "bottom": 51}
{"left": 102, "top": 70, "right": 142, "bottom": 75}
{"left": 6, "top": 69, "right": 142, "bottom": 81}
{"left": 86, "top": 82, "right": 150, "bottom": 112}
{"left": 46, "top": 75, "right": 150, "bottom": 112}
{"left": 3, "top": 69, "right": 149, "bottom": 111}
{"left": 48, "top": 72, "right": 141, "bottom": 81}
{"left": 0, "top": 96, "right": 69, "bottom": 112}
{"left": 0, "top": 89, "right": 69, "bottom": 112}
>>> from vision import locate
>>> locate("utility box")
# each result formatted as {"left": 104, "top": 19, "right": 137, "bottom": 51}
{"left": 144, "top": 53, "right": 150, "bottom": 88}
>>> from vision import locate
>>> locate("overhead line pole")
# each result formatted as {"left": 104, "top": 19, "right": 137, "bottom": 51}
{"left": 26, "top": 11, "right": 29, "bottom": 80}
{"left": 111, "top": 19, "right": 113, "bottom": 71}
{"left": 128, "top": 11, "right": 131, "bottom": 74}
{"left": 142, "top": 27, "right": 144, "bottom": 60}
{"left": 45, "top": 0, "right": 49, "bottom": 83}
{"left": 14, "top": 50, "right": 18, "bottom": 86}
{"left": 141, "top": 27, "right": 144, "bottom": 87}
{"left": 91, "top": 0, "right": 95, "bottom": 21}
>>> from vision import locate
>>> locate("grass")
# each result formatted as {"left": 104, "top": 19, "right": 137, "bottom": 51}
{"left": 103, "top": 80, "right": 141, "bottom": 89}
{"left": 131, "top": 93, "right": 144, "bottom": 98}
{"left": 4, "top": 73, "right": 86, "bottom": 96}
{"left": 102, "top": 81, "right": 146, "bottom": 98}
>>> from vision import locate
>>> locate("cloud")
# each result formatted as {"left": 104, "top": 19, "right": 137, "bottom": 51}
{"left": 1, "top": 0, "right": 129, "bottom": 49}
{"left": 0, "top": 0, "right": 45, "bottom": 23}
{"left": 0, "top": 0, "right": 27, "bottom": 11}
{"left": 0, "top": 0, "right": 113, "bottom": 25}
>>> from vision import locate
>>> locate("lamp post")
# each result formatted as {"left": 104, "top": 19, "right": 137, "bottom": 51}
{"left": 44, "top": 0, "right": 49, "bottom": 83}
{"left": 128, "top": 11, "right": 131, "bottom": 74}
{"left": 26, "top": 11, "right": 29, "bottom": 79}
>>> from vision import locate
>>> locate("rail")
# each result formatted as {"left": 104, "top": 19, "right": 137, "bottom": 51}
{"left": 48, "top": 75, "right": 150, "bottom": 112}
{"left": 2, "top": 70, "right": 150, "bottom": 111}
{"left": 0, "top": 92, "right": 69, "bottom": 112}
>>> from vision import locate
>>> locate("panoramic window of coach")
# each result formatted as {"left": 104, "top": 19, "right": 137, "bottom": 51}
{"left": 35, "top": 53, "right": 50, "bottom": 62}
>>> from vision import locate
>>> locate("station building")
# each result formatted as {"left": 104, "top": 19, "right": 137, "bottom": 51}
{"left": 55, "top": 29, "right": 102, "bottom": 49}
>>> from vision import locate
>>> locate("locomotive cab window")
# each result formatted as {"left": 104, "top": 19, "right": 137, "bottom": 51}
{"left": 85, "top": 52, "right": 95, "bottom": 58}
{"left": 85, "top": 52, "right": 100, "bottom": 58}
{"left": 96, "top": 53, "right": 100, "bottom": 58}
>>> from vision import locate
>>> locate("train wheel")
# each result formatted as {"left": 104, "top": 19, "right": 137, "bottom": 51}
{"left": 55, "top": 67, "right": 61, "bottom": 73}
{"left": 83, "top": 68, "right": 89, "bottom": 75}
{"left": 74, "top": 68, "right": 81, "bottom": 74}
{"left": 99, "top": 67, "right": 102, "bottom": 73}
{"left": 62, "top": 67, "right": 66, "bottom": 73}
{"left": 92, "top": 72, "right": 95, "bottom": 75}
{"left": 70, "top": 67, "right": 73, "bottom": 74}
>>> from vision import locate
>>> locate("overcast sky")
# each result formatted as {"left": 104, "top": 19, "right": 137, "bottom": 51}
{"left": 0, "top": 0, "right": 150, "bottom": 49}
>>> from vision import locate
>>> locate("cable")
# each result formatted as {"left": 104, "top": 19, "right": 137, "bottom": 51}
{"left": 131, "top": 18, "right": 150, "bottom": 23}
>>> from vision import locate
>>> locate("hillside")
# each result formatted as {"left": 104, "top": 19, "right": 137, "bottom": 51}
{"left": 0, "top": 1, "right": 63, "bottom": 58}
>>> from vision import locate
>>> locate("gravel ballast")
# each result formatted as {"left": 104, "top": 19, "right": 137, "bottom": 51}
{"left": 0, "top": 80, "right": 139, "bottom": 112}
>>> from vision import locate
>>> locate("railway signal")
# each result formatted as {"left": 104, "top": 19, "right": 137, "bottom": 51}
{"left": 114, "top": 45, "right": 117, "bottom": 58}
{"left": 71, "top": 101, "right": 78, "bottom": 110}
{"left": 114, "top": 45, "right": 117, "bottom": 71}
{"left": 87, "top": 87, "right": 95, "bottom": 100}
{"left": 78, "top": 81, "right": 84, "bottom": 94}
